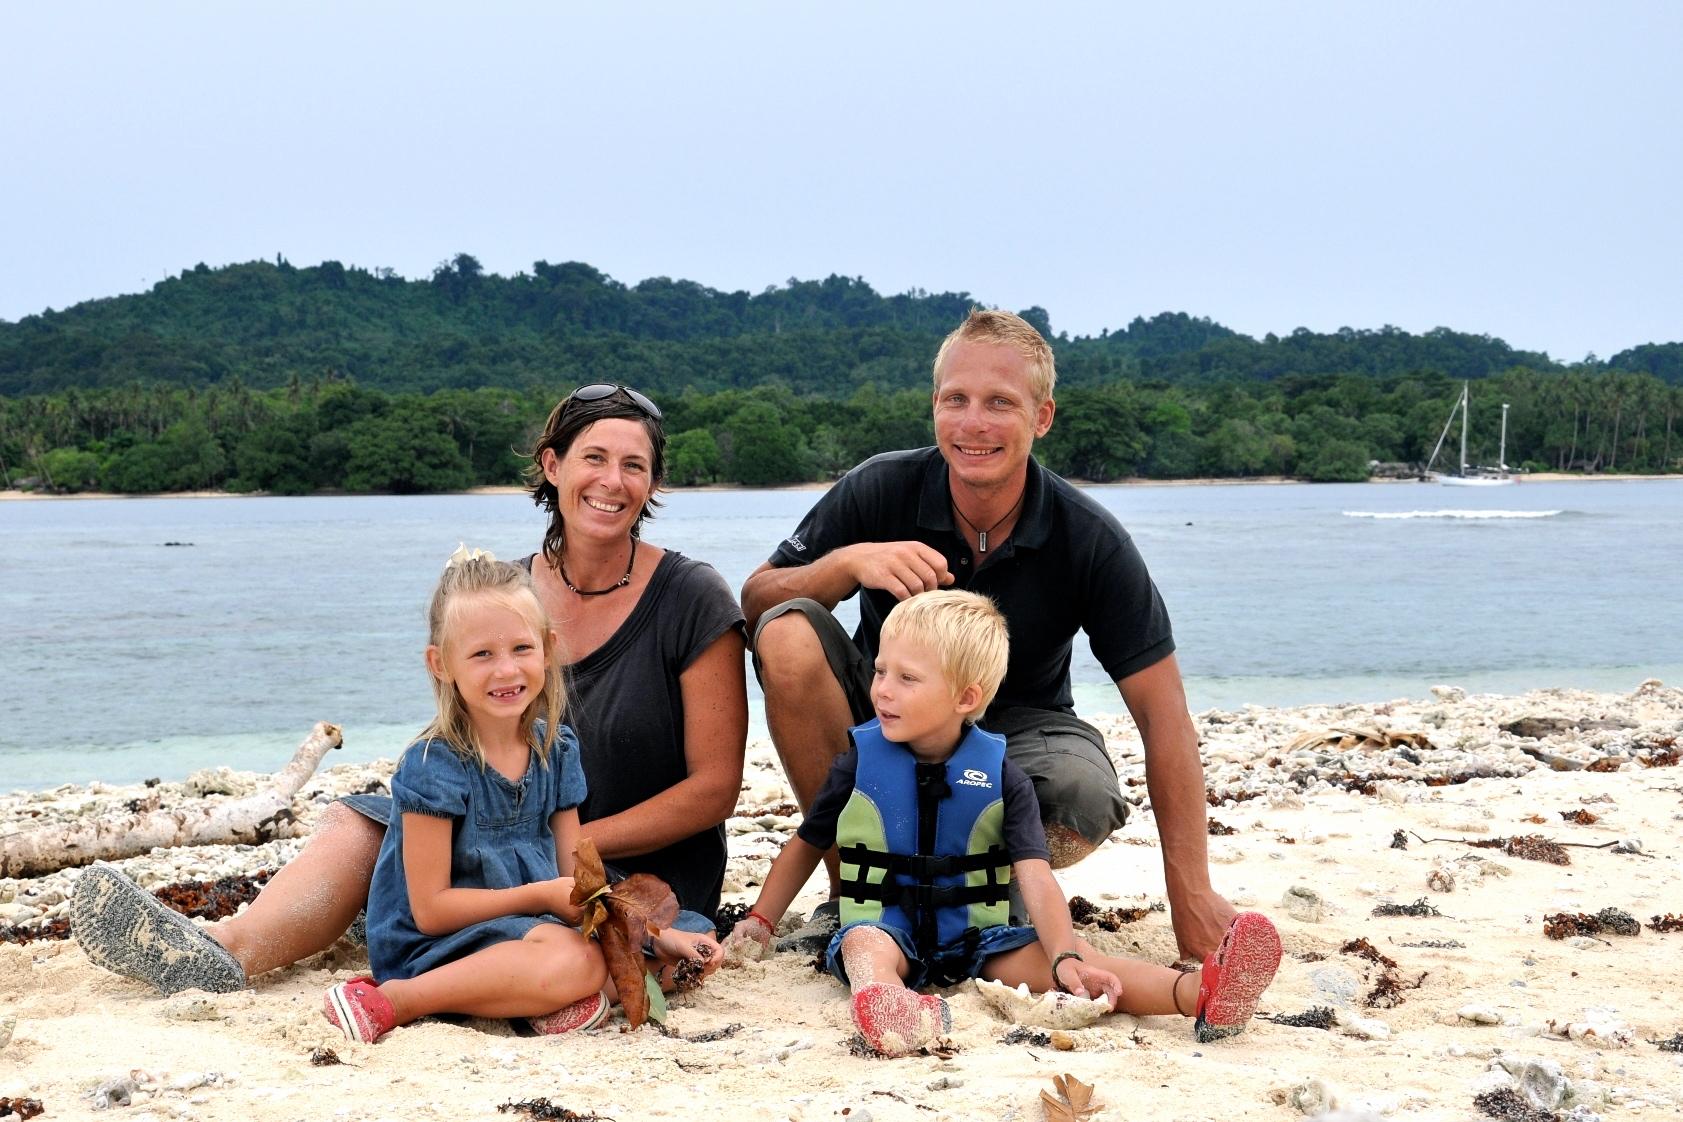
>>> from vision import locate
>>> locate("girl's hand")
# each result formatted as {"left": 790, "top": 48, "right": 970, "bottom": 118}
{"left": 1062, "top": 962, "right": 1122, "bottom": 1010}
{"left": 540, "top": 877, "right": 582, "bottom": 923}
{"left": 651, "top": 928, "right": 724, "bottom": 980}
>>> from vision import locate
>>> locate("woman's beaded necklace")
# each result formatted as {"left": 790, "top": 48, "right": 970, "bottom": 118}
{"left": 559, "top": 538, "right": 637, "bottom": 596}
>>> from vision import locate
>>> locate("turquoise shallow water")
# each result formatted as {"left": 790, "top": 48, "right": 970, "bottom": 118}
{"left": 2, "top": 479, "right": 1676, "bottom": 790}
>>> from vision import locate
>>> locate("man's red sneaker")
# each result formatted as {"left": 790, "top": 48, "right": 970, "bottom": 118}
{"left": 1194, "top": 912, "right": 1281, "bottom": 1042}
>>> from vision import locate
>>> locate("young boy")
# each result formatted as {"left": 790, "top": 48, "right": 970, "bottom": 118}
{"left": 729, "top": 590, "right": 1280, "bottom": 1056}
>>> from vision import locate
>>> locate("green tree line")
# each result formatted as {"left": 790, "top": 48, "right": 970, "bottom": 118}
{"left": 5, "top": 366, "right": 1678, "bottom": 495}
{"left": 2, "top": 256, "right": 1680, "bottom": 492}
{"left": 9, "top": 255, "right": 1681, "bottom": 399}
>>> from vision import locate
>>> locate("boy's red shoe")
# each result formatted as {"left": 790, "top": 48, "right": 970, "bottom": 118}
{"left": 323, "top": 976, "right": 398, "bottom": 1043}
{"left": 1194, "top": 911, "right": 1281, "bottom": 1042}
{"left": 528, "top": 990, "right": 610, "bottom": 1035}
{"left": 851, "top": 982, "right": 951, "bottom": 1057}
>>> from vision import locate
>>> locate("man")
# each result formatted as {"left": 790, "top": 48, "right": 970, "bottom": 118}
{"left": 743, "top": 309, "right": 1236, "bottom": 962}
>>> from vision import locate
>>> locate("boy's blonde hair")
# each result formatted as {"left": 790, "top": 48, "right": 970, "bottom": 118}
{"left": 879, "top": 590, "right": 1009, "bottom": 722}
{"left": 421, "top": 549, "right": 567, "bottom": 768}
{"left": 932, "top": 309, "right": 1057, "bottom": 406}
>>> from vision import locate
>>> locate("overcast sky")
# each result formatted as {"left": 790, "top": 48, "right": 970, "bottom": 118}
{"left": 3, "top": 2, "right": 1679, "bottom": 361}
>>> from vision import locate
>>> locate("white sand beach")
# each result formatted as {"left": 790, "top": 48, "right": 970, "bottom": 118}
{"left": 4, "top": 682, "right": 1682, "bottom": 1121}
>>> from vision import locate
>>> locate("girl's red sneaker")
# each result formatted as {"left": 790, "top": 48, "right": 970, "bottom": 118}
{"left": 323, "top": 976, "right": 398, "bottom": 1043}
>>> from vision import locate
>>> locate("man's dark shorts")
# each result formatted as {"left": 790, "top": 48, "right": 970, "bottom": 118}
{"left": 752, "top": 598, "right": 1129, "bottom": 856}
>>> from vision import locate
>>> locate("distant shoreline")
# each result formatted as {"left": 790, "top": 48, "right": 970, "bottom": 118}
{"left": 4, "top": 471, "right": 1681, "bottom": 502}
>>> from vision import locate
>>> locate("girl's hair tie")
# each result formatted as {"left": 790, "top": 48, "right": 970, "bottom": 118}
{"left": 445, "top": 542, "right": 497, "bottom": 569}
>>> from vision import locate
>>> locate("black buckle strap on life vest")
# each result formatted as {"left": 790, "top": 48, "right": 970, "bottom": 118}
{"left": 838, "top": 844, "right": 1012, "bottom": 908}
{"left": 840, "top": 844, "right": 1006, "bottom": 878}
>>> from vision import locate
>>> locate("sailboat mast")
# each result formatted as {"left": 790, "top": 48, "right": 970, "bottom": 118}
{"left": 1459, "top": 382, "right": 1470, "bottom": 476}
{"left": 1499, "top": 403, "right": 1509, "bottom": 470}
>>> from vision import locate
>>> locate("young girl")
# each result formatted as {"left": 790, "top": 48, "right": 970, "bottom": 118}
{"left": 323, "top": 548, "right": 609, "bottom": 1042}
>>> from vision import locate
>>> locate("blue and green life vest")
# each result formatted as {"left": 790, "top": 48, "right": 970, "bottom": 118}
{"left": 836, "top": 719, "right": 1012, "bottom": 976}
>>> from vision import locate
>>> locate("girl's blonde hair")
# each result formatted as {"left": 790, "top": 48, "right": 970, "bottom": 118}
{"left": 420, "top": 549, "right": 567, "bottom": 767}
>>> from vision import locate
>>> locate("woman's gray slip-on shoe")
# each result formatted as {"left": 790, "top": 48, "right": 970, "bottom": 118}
{"left": 71, "top": 864, "right": 247, "bottom": 994}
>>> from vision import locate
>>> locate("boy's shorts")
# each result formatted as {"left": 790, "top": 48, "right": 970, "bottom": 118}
{"left": 824, "top": 919, "right": 1040, "bottom": 989}
{"left": 752, "top": 598, "right": 1129, "bottom": 851}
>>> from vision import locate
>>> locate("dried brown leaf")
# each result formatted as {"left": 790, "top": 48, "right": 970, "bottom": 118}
{"left": 1041, "top": 1074, "right": 1100, "bottom": 1122}
{"left": 598, "top": 920, "right": 649, "bottom": 1027}
{"left": 571, "top": 837, "right": 612, "bottom": 938}
{"left": 570, "top": 839, "right": 680, "bottom": 1029}
{"left": 608, "top": 873, "right": 680, "bottom": 936}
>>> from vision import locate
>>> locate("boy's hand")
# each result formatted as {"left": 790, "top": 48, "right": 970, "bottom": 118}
{"left": 723, "top": 914, "right": 774, "bottom": 961}
{"left": 1061, "top": 961, "right": 1121, "bottom": 1010}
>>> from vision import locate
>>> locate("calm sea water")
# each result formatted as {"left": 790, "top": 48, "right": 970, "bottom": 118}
{"left": 2, "top": 479, "right": 1677, "bottom": 790}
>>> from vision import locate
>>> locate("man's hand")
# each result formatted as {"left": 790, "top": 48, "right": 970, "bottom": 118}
{"left": 840, "top": 541, "right": 955, "bottom": 600}
{"left": 1169, "top": 885, "right": 1238, "bottom": 963}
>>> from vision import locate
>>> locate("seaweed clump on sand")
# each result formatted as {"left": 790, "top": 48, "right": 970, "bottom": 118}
{"left": 1469, "top": 835, "right": 1570, "bottom": 865}
{"left": 1391, "top": 830, "right": 1408, "bottom": 850}
{"left": 1473, "top": 1087, "right": 1560, "bottom": 1122}
{"left": 1067, "top": 895, "right": 1163, "bottom": 930}
{"left": 1341, "top": 938, "right": 1396, "bottom": 969}
{"left": 0, "top": 917, "right": 70, "bottom": 945}
{"left": 1651, "top": 1032, "right": 1683, "bottom": 1053}
{"left": 1542, "top": 908, "right": 1641, "bottom": 939}
{"left": 1339, "top": 938, "right": 1425, "bottom": 1009}
{"left": 153, "top": 869, "right": 276, "bottom": 921}
{"left": 650, "top": 1022, "right": 741, "bottom": 1043}
{"left": 1638, "top": 736, "right": 1681, "bottom": 768}
{"left": 1373, "top": 898, "right": 1441, "bottom": 918}
{"left": 0, "top": 1099, "right": 45, "bottom": 1120}
{"left": 497, "top": 1101, "right": 611, "bottom": 1121}
{"left": 1649, "top": 913, "right": 1683, "bottom": 933}
{"left": 1263, "top": 1006, "right": 1336, "bottom": 1030}
{"left": 1558, "top": 809, "right": 1599, "bottom": 825}
{"left": 710, "top": 902, "right": 749, "bottom": 941}
{"left": 2, "top": 869, "right": 276, "bottom": 945}
{"left": 1206, "top": 818, "right": 1237, "bottom": 836}
{"left": 1002, "top": 1025, "right": 1052, "bottom": 1046}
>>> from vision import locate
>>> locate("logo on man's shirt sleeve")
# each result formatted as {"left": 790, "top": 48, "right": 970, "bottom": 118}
{"left": 786, "top": 534, "right": 806, "bottom": 553}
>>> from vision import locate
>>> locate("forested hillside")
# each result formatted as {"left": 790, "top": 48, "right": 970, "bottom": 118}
{"left": 2, "top": 256, "right": 1679, "bottom": 492}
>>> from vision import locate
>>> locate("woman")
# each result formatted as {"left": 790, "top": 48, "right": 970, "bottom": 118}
{"left": 72, "top": 384, "right": 747, "bottom": 994}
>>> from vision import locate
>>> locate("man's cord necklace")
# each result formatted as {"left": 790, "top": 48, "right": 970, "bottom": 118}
{"left": 559, "top": 537, "right": 637, "bottom": 596}
{"left": 951, "top": 490, "right": 1025, "bottom": 554}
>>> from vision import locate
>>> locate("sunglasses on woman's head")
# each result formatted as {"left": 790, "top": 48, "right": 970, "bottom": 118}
{"left": 568, "top": 383, "right": 662, "bottom": 420}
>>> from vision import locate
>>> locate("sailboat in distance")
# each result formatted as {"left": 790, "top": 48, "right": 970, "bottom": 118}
{"left": 1425, "top": 382, "right": 1514, "bottom": 487}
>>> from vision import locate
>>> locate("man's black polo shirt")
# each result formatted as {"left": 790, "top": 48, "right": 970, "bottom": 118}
{"left": 767, "top": 448, "right": 1175, "bottom": 713}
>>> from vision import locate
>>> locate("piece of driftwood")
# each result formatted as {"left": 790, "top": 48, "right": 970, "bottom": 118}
{"left": 0, "top": 722, "right": 341, "bottom": 879}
